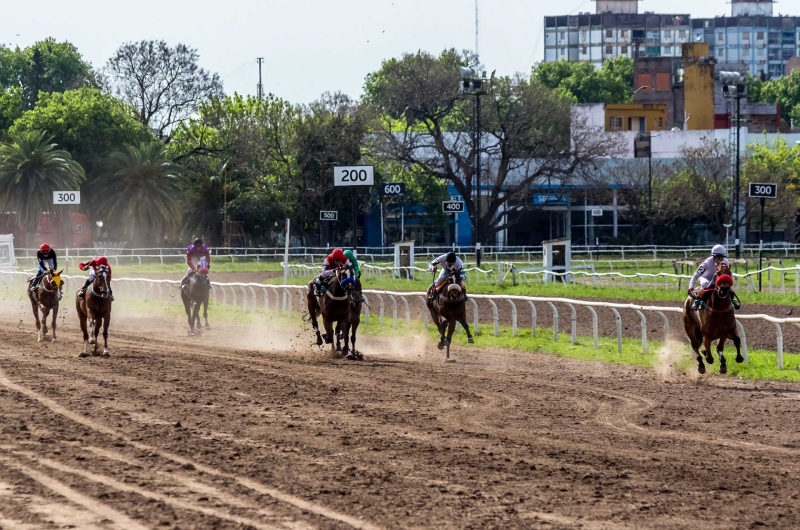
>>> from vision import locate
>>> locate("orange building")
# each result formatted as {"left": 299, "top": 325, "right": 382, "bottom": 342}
{"left": 604, "top": 103, "right": 669, "bottom": 134}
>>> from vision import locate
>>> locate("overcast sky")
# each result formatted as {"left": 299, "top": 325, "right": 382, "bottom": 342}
{"left": 3, "top": 0, "right": 747, "bottom": 104}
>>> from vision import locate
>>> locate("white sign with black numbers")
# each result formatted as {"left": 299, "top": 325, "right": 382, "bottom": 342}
{"left": 53, "top": 191, "right": 80, "bottom": 204}
{"left": 592, "top": 208, "right": 603, "bottom": 217}
{"left": 334, "top": 166, "right": 374, "bottom": 186}
{"left": 320, "top": 211, "right": 338, "bottom": 221}
{"left": 748, "top": 183, "right": 777, "bottom": 199}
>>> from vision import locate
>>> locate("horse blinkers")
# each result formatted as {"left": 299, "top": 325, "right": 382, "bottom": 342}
{"left": 446, "top": 283, "right": 462, "bottom": 300}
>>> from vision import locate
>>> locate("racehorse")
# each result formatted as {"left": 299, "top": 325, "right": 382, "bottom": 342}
{"left": 426, "top": 271, "right": 473, "bottom": 362}
{"left": 76, "top": 264, "right": 113, "bottom": 357}
{"left": 335, "top": 274, "right": 364, "bottom": 361}
{"left": 27, "top": 269, "right": 63, "bottom": 342}
{"left": 180, "top": 268, "right": 210, "bottom": 336}
{"left": 682, "top": 263, "right": 742, "bottom": 374}
{"left": 306, "top": 265, "right": 358, "bottom": 359}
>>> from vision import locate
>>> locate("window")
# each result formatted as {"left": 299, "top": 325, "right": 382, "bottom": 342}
{"left": 658, "top": 117, "right": 664, "bottom": 128}
{"left": 757, "top": 31, "right": 764, "bottom": 40}
{"left": 758, "top": 47, "right": 765, "bottom": 56}
{"left": 610, "top": 117, "right": 623, "bottom": 130}
{"left": 605, "top": 45, "right": 613, "bottom": 54}
{"left": 718, "top": 33, "right": 724, "bottom": 42}
{"left": 663, "top": 46, "right": 673, "bottom": 55}
{"left": 581, "top": 30, "right": 587, "bottom": 41}
{"left": 655, "top": 72, "right": 671, "bottom": 91}
{"left": 606, "top": 29, "right": 613, "bottom": 38}
{"left": 679, "top": 30, "right": 687, "bottom": 38}
{"left": 559, "top": 31, "right": 565, "bottom": 40}
{"left": 560, "top": 47, "right": 565, "bottom": 55}
{"left": 621, "top": 45, "right": 628, "bottom": 54}
{"left": 637, "top": 73, "right": 651, "bottom": 90}
{"left": 742, "top": 32, "right": 750, "bottom": 40}
{"left": 581, "top": 46, "right": 587, "bottom": 54}
{"left": 664, "top": 30, "right": 672, "bottom": 39}
{"left": 621, "top": 30, "right": 629, "bottom": 39}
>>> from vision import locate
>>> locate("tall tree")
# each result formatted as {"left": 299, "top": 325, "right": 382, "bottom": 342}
{"left": 94, "top": 142, "right": 184, "bottom": 246}
{"left": 748, "top": 70, "right": 800, "bottom": 126}
{"left": 102, "top": 41, "right": 223, "bottom": 141}
{"left": 744, "top": 137, "right": 800, "bottom": 241}
{"left": 365, "top": 49, "right": 621, "bottom": 245}
{"left": 531, "top": 56, "right": 634, "bottom": 104}
{"left": 0, "top": 130, "right": 85, "bottom": 231}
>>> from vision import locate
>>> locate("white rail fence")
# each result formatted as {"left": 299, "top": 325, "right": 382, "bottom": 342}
{"left": 5, "top": 271, "right": 800, "bottom": 371}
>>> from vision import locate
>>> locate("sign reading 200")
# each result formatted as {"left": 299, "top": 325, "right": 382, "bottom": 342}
{"left": 334, "top": 166, "right": 374, "bottom": 186}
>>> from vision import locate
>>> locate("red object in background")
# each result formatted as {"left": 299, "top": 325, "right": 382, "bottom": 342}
{"left": 714, "top": 114, "right": 731, "bottom": 129}
{"left": 0, "top": 213, "right": 93, "bottom": 249}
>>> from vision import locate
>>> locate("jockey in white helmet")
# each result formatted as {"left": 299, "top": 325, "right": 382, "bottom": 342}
{"left": 688, "top": 244, "right": 740, "bottom": 311}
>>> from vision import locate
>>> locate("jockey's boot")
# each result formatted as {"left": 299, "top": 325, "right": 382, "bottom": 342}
{"left": 179, "top": 272, "right": 194, "bottom": 289}
{"left": 691, "top": 297, "right": 703, "bottom": 311}
{"left": 78, "top": 279, "right": 91, "bottom": 298}
{"left": 313, "top": 277, "right": 326, "bottom": 297}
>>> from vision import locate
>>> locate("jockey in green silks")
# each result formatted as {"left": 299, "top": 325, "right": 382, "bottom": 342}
{"left": 343, "top": 250, "right": 360, "bottom": 278}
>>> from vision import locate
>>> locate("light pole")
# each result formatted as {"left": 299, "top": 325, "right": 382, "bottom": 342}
{"left": 723, "top": 222, "right": 733, "bottom": 250}
{"left": 458, "top": 66, "right": 487, "bottom": 267}
{"left": 220, "top": 161, "right": 230, "bottom": 249}
{"left": 721, "top": 71, "right": 746, "bottom": 258}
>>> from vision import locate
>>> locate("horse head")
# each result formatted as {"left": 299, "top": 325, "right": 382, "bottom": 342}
{"left": 197, "top": 267, "right": 210, "bottom": 286}
{"left": 335, "top": 264, "right": 356, "bottom": 293}
{"left": 49, "top": 269, "right": 63, "bottom": 290}
{"left": 93, "top": 265, "right": 111, "bottom": 298}
{"left": 715, "top": 273, "right": 733, "bottom": 299}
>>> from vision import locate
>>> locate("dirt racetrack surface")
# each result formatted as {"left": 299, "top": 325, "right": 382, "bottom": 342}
{"left": 2, "top": 299, "right": 800, "bottom": 529}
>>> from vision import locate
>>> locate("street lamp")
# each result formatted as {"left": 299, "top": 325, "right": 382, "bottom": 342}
{"left": 458, "top": 66, "right": 487, "bottom": 267}
{"left": 723, "top": 223, "right": 733, "bottom": 250}
{"left": 721, "top": 71, "right": 747, "bottom": 258}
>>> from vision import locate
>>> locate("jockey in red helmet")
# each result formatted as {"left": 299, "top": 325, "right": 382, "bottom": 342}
{"left": 30, "top": 243, "right": 60, "bottom": 299}
{"left": 312, "top": 248, "right": 352, "bottom": 296}
{"left": 78, "top": 256, "right": 114, "bottom": 301}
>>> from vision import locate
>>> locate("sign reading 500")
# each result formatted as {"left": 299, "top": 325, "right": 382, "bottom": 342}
{"left": 334, "top": 166, "right": 374, "bottom": 186}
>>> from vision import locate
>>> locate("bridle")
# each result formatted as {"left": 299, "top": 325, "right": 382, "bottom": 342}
{"left": 90, "top": 266, "right": 111, "bottom": 299}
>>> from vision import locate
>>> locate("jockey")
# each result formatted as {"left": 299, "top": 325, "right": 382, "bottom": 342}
{"left": 427, "top": 251, "right": 466, "bottom": 300}
{"left": 343, "top": 249, "right": 360, "bottom": 278}
{"left": 312, "top": 248, "right": 352, "bottom": 296}
{"left": 78, "top": 256, "right": 114, "bottom": 301}
{"left": 180, "top": 237, "right": 211, "bottom": 288}
{"left": 30, "top": 243, "right": 59, "bottom": 297}
{"left": 688, "top": 244, "right": 739, "bottom": 311}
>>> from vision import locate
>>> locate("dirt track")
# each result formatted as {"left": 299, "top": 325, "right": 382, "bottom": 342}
{"left": 2, "top": 299, "right": 800, "bottom": 529}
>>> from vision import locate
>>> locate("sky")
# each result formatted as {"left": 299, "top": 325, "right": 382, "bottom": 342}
{"left": 2, "top": 0, "right": 750, "bottom": 105}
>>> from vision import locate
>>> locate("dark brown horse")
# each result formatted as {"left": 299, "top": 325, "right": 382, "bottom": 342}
{"left": 335, "top": 274, "right": 364, "bottom": 361}
{"left": 76, "top": 265, "right": 113, "bottom": 357}
{"left": 682, "top": 263, "right": 742, "bottom": 374}
{"left": 180, "top": 270, "right": 210, "bottom": 336}
{"left": 27, "top": 269, "right": 63, "bottom": 342}
{"left": 426, "top": 272, "right": 473, "bottom": 362}
{"left": 306, "top": 265, "right": 358, "bottom": 358}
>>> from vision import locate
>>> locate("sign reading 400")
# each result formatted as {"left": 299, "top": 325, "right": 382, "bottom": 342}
{"left": 334, "top": 165, "right": 374, "bottom": 186}
{"left": 53, "top": 191, "right": 81, "bottom": 204}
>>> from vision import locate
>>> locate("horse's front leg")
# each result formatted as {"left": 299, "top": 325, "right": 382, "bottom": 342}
{"left": 702, "top": 334, "right": 714, "bottom": 366}
{"left": 191, "top": 302, "right": 202, "bottom": 335}
{"left": 50, "top": 304, "right": 58, "bottom": 342}
{"left": 79, "top": 312, "right": 90, "bottom": 357}
{"left": 40, "top": 307, "right": 50, "bottom": 342}
{"left": 717, "top": 337, "right": 727, "bottom": 375}
{"left": 307, "top": 294, "right": 323, "bottom": 346}
{"left": 102, "top": 314, "right": 111, "bottom": 357}
{"left": 30, "top": 296, "right": 42, "bottom": 342}
{"left": 732, "top": 334, "right": 743, "bottom": 363}
{"left": 461, "top": 320, "right": 474, "bottom": 344}
{"left": 342, "top": 322, "right": 352, "bottom": 358}
{"left": 203, "top": 298, "right": 210, "bottom": 330}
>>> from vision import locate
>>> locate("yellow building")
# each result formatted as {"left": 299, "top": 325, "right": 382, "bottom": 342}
{"left": 682, "top": 42, "right": 715, "bottom": 131}
{"left": 604, "top": 103, "right": 668, "bottom": 134}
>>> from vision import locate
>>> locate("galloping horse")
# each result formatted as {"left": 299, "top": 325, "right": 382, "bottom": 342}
{"left": 335, "top": 274, "right": 364, "bottom": 360}
{"left": 27, "top": 269, "right": 63, "bottom": 342}
{"left": 682, "top": 263, "right": 743, "bottom": 374}
{"left": 307, "top": 265, "right": 358, "bottom": 358}
{"left": 426, "top": 271, "right": 474, "bottom": 362}
{"left": 76, "top": 264, "right": 113, "bottom": 357}
{"left": 180, "top": 268, "right": 210, "bottom": 336}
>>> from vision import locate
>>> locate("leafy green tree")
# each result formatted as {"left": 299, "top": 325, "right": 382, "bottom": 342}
{"left": 94, "top": 142, "right": 184, "bottom": 246}
{"left": 0, "top": 87, "right": 23, "bottom": 136}
{"left": 0, "top": 130, "right": 85, "bottom": 231}
{"left": 744, "top": 137, "right": 800, "bottom": 241}
{"left": 756, "top": 70, "right": 800, "bottom": 127}
{"left": 531, "top": 56, "right": 634, "bottom": 104}
{"left": 10, "top": 88, "right": 153, "bottom": 183}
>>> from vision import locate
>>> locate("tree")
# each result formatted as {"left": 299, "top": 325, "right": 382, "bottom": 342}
{"left": 10, "top": 88, "right": 154, "bottom": 183}
{"left": 102, "top": 41, "right": 224, "bottom": 141}
{"left": 531, "top": 56, "right": 634, "bottom": 104}
{"left": 748, "top": 70, "right": 800, "bottom": 126}
{"left": 0, "top": 130, "right": 85, "bottom": 231}
{"left": 94, "top": 142, "right": 184, "bottom": 246}
{"left": 744, "top": 137, "right": 800, "bottom": 241}
{"left": 365, "top": 49, "right": 621, "bottom": 245}
{"left": 0, "top": 39, "right": 94, "bottom": 110}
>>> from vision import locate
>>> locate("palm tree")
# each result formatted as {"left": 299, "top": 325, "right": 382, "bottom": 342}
{"left": 0, "top": 130, "right": 85, "bottom": 231}
{"left": 96, "top": 141, "right": 184, "bottom": 246}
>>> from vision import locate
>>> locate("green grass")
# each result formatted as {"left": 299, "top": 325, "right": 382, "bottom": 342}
{"left": 114, "top": 295, "right": 800, "bottom": 381}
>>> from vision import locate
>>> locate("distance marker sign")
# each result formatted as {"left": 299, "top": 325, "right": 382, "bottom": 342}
{"left": 442, "top": 201, "right": 465, "bottom": 213}
{"left": 320, "top": 211, "right": 338, "bottom": 221}
{"left": 53, "top": 191, "right": 80, "bottom": 204}
{"left": 334, "top": 166, "right": 374, "bottom": 186}
{"left": 748, "top": 183, "right": 777, "bottom": 199}
{"left": 381, "top": 182, "right": 406, "bottom": 196}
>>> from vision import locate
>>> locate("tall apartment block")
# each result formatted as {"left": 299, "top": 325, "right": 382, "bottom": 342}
{"left": 543, "top": 0, "right": 800, "bottom": 78}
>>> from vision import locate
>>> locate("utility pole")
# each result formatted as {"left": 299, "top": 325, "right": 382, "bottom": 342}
{"left": 721, "top": 71, "right": 746, "bottom": 258}
{"left": 256, "top": 57, "right": 264, "bottom": 100}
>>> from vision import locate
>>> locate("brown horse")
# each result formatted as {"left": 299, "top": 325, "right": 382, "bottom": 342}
{"left": 306, "top": 265, "right": 358, "bottom": 358}
{"left": 682, "top": 263, "right": 742, "bottom": 374}
{"left": 76, "top": 265, "right": 113, "bottom": 357}
{"left": 27, "top": 269, "right": 63, "bottom": 342}
{"left": 426, "top": 272, "right": 473, "bottom": 362}
{"left": 335, "top": 274, "right": 364, "bottom": 361}
{"left": 180, "top": 270, "right": 210, "bottom": 336}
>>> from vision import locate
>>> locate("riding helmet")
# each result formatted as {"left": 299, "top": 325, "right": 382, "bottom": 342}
{"left": 193, "top": 237, "right": 203, "bottom": 246}
{"left": 39, "top": 243, "right": 51, "bottom": 253}
{"left": 711, "top": 244, "right": 727, "bottom": 257}
{"left": 446, "top": 251, "right": 457, "bottom": 263}
{"left": 331, "top": 248, "right": 346, "bottom": 261}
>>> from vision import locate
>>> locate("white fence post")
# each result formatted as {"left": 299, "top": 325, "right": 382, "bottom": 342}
{"left": 546, "top": 302, "right": 558, "bottom": 342}
{"left": 609, "top": 308, "right": 623, "bottom": 353}
{"left": 586, "top": 306, "right": 598, "bottom": 349}
{"left": 634, "top": 309, "right": 647, "bottom": 354}
{"left": 527, "top": 300, "right": 537, "bottom": 338}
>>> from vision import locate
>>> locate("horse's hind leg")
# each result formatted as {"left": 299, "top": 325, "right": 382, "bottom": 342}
{"left": 717, "top": 337, "right": 727, "bottom": 375}
{"left": 30, "top": 296, "right": 42, "bottom": 342}
{"left": 50, "top": 304, "right": 57, "bottom": 341}
{"left": 702, "top": 335, "right": 714, "bottom": 365}
{"left": 307, "top": 294, "right": 323, "bottom": 346}
{"left": 445, "top": 320, "right": 457, "bottom": 361}
{"left": 203, "top": 297, "right": 210, "bottom": 330}
{"left": 462, "top": 320, "right": 474, "bottom": 344}
{"left": 78, "top": 312, "right": 90, "bottom": 358}
{"left": 342, "top": 322, "right": 352, "bottom": 358}
{"left": 437, "top": 319, "right": 447, "bottom": 350}
{"left": 350, "top": 314, "right": 361, "bottom": 360}
{"left": 40, "top": 308, "right": 50, "bottom": 342}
